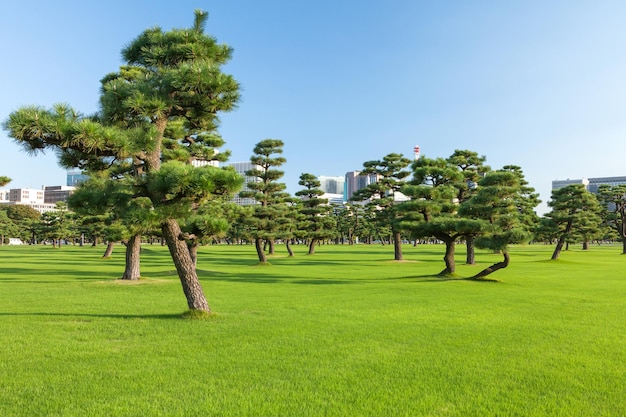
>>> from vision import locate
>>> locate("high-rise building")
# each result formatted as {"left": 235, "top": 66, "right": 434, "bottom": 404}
{"left": 229, "top": 162, "right": 262, "bottom": 206}
{"left": 318, "top": 175, "right": 345, "bottom": 196}
{"left": 344, "top": 171, "right": 378, "bottom": 202}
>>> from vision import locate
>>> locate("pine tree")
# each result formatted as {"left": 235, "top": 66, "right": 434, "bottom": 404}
{"left": 4, "top": 10, "right": 241, "bottom": 314}
{"left": 400, "top": 156, "right": 482, "bottom": 275}
{"left": 239, "top": 139, "right": 289, "bottom": 263}
{"left": 446, "top": 149, "right": 491, "bottom": 264}
{"left": 351, "top": 153, "right": 411, "bottom": 260}
{"left": 459, "top": 169, "right": 538, "bottom": 279}
{"left": 545, "top": 184, "right": 602, "bottom": 260}
{"left": 296, "top": 173, "right": 336, "bottom": 255}
{"left": 597, "top": 184, "right": 626, "bottom": 254}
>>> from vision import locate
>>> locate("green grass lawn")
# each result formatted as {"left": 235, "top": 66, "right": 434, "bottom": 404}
{"left": 0, "top": 242, "right": 624, "bottom": 416}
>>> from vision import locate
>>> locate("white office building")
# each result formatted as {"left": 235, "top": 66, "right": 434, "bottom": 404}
{"left": 229, "top": 162, "right": 262, "bottom": 206}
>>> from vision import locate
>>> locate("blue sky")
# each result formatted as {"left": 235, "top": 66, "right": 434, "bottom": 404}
{"left": 2, "top": 1, "right": 626, "bottom": 214}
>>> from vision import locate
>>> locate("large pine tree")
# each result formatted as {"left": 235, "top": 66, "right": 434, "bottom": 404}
{"left": 4, "top": 10, "right": 241, "bottom": 314}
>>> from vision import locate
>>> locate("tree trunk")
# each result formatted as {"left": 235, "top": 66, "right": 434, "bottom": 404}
{"left": 622, "top": 236, "right": 626, "bottom": 255}
{"left": 102, "top": 241, "right": 114, "bottom": 258}
{"left": 268, "top": 238, "right": 275, "bottom": 255}
{"left": 552, "top": 221, "right": 573, "bottom": 260}
{"left": 582, "top": 241, "right": 589, "bottom": 250}
{"left": 255, "top": 237, "right": 268, "bottom": 263}
{"left": 551, "top": 237, "right": 566, "bottom": 260}
{"left": 162, "top": 219, "right": 210, "bottom": 312}
{"left": 308, "top": 238, "right": 317, "bottom": 255}
{"left": 393, "top": 230, "right": 403, "bottom": 261}
{"left": 438, "top": 238, "right": 455, "bottom": 276}
{"left": 472, "top": 250, "right": 510, "bottom": 279}
{"left": 286, "top": 240, "right": 294, "bottom": 257}
{"left": 465, "top": 236, "right": 475, "bottom": 265}
{"left": 121, "top": 233, "right": 141, "bottom": 280}
{"left": 187, "top": 241, "right": 199, "bottom": 268}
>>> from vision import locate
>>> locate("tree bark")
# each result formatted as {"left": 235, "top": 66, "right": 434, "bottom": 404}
{"left": 582, "top": 241, "right": 589, "bottom": 250}
{"left": 472, "top": 251, "right": 510, "bottom": 279}
{"left": 393, "top": 230, "right": 403, "bottom": 261}
{"left": 438, "top": 238, "right": 455, "bottom": 276}
{"left": 188, "top": 241, "right": 199, "bottom": 268}
{"left": 286, "top": 240, "right": 294, "bottom": 257}
{"left": 102, "top": 241, "right": 114, "bottom": 258}
{"left": 465, "top": 236, "right": 476, "bottom": 265}
{"left": 308, "top": 238, "right": 317, "bottom": 255}
{"left": 121, "top": 233, "right": 141, "bottom": 280}
{"left": 551, "top": 221, "right": 573, "bottom": 260}
{"left": 255, "top": 237, "right": 267, "bottom": 263}
{"left": 162, "top": 219, "right": 210, "bottom": 312}
{"left": 268, "top": 238, "right": 275, "bottom": 255}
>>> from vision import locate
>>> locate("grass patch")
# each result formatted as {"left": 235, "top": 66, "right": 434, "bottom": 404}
{"left": 180, "top": 309, "right": 216, "bottom": 320}
{"left": 0, "top": 243, "right": 624, "bottom": 416}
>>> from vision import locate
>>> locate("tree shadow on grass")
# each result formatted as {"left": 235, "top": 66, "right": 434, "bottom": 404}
{"left": 385, "top": 274, "right": 503, "bottom": 283}
{"left": 0, "top": 312, "right": 184, "bottom": 320}
{"left": 0, "top": 268, "right": 122, "bottom": 281}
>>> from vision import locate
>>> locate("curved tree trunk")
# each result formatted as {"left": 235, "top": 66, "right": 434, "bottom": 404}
{"left": 121, "top": 233, "right": 141, "bottom": 280}
{"left": 552, "top": 221, "right": 573, "bottom": 260}
{"left": 438, "top": 238, "right": 455, "bottom": 276}
{"left": 393, "top": 231, "right": 403, "bottom": 261}
{"left": 286, "top": 240, "right": 294, "bottom": 257}
{"left": 465, "top": 236, "right": 475, "bottom": 265}
{"left": 255, "top": 237, "right": 268, "bottom": 263}
{"left": 551, "top": 237, "right": 566, "bottom": 260}
{"left": 472, "top": 250, "right": 510, "bottom": 279}
{"left": 102, "top": 241, "right": 114, "bottom": 258}
{"left": 162, "top": 219, "right": 210, "bottom": 312}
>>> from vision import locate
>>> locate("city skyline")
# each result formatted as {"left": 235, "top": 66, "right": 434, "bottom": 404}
{"left": 3, "top": 1, "right": 626, "bottom": 216}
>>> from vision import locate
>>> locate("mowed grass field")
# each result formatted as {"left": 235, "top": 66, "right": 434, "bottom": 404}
{"left": 0, "top": 242, "right": 624, "bottom": 416}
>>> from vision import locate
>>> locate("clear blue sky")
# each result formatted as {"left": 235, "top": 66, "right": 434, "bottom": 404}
{"left": 2, "top": 1, "right": 626, "bottom": 214}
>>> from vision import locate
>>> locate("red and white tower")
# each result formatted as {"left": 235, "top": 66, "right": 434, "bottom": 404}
{"left": 413, "top": 145, "right": 420, "bottom": 161}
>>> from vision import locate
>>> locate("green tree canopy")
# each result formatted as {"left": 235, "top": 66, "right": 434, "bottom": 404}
{"left": 459, "top": 169, "right": 538, "bottom": 279}
{"left": 4, "top": 10, "right": 241, "bottom": 314}
{"left": 545, "top": 184, "right": 603, "bottom": 260}
{"left": 239, "top": 139, "right": 289, "bottom": 263}
{"left": 597, "top": 184, "right": 626, "bottom": 254}
{"left": 296, "top": 173, "right": 336, "bottom": 255}
{"left": 352, "top": 153, "right": 411, "bottom": 260}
